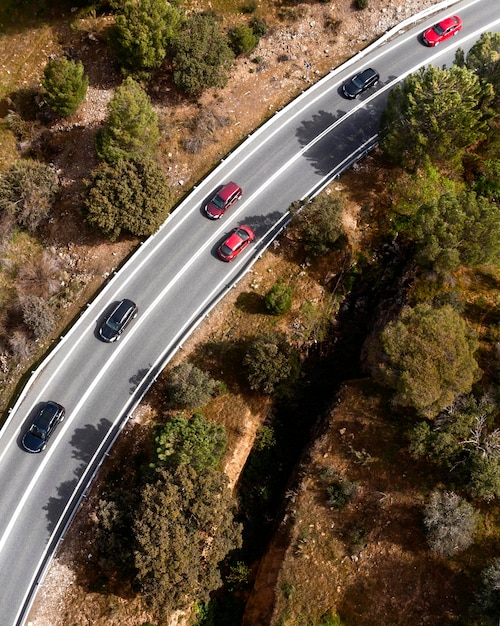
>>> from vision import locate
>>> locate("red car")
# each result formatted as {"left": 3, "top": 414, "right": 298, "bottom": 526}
{"left": 205, "top": 182, "right": 242, "bottom": 219}
{"left": 217, "top": 225, "right": 255, "bottom": 261}
{"left": 422, "top": 15, "right": 462, "bottom": 46}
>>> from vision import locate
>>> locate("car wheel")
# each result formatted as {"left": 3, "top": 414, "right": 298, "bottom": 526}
{"left": 41, "top": 444, "right": 46, "bottom": 451}
{"left": 434, "top": 41, "right": 439, "bottom": 46}
{"left": 59, "top": 414, "right": 65, "bottom": 422}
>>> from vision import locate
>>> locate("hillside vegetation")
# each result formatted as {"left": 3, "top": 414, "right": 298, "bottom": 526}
{"left": 0, "top": 1, "right": 499, "bottom": 626}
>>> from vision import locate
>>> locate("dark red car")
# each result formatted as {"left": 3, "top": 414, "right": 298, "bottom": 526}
{"left": 422, "top": 15, "right": 462, "bottom": 46}
{"left": 217, "top": 225, "right": 255, "bottom": 262}
{"left": 205, "top": 182, "right": 242, "bottom": 219}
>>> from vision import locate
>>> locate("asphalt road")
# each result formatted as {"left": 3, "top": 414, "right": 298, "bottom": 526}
{"left": 0, "top": 0, "right": 499, "bottom": 624}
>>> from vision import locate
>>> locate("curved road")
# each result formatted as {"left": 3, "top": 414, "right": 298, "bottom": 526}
{"left": 0, "top": 0, "right": 498, "bottom": 623}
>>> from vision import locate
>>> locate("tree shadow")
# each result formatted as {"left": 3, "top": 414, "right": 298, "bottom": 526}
{"left": 43, "top": 473, "right": 81, "bottom": 534}
{"left": 70, "top": 417, "right": 113, "bottom": 464}
{"left": 235, "top": 291, "right": 265, "bottom": 314}
{"left": 129, "top": 367, "right": 152, "bottom": 395}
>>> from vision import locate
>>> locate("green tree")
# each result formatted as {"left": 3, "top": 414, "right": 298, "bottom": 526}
{"left": 264, "top": 281, "right": 292, "bottom": 316}
{"left": 243, "top": 332, "right": 300, "bottom": 395}
{"left": 96, "top": 77, "right": 159, "bottom": 163}
{"left": 0, "top": 160, "right": 59, "bottom": 232}
{"left": 153, "top": 413, "right": 227, "bottom": 472}
{"left": 290, "top": 194, "right": 345, "bottom": 257}
{"left": 165, "top": 362, "right": 220, "bottom": 410}
{"left": 229, "top": 23, "right": 258, "bottom": 55}
{"left": 84, "top": 157, "right": 171, "bottom": 240}
{"left": 402, "top": 191, "right": 500, "bottom": 271}
{"left": 408, "top": 394, "right": 500, "bottom": 500}
{"left": 373, "top": 304, "right": 480, "bottom": 418}
{"left": 113, "top": 0, "right": 183, "bottom": 71}
{"left": 380, "top": 65, "right": 493, "bottom": 170}
{"left": 171, "top": 14, "right": 235, "bottom": 96}
{"left": 423, "top": 490, "right": 478, "bottom": 556}
{"left": 463, "top": 32, "right": 500, "bottom": 86}
{"left": 390, "top": 162, "right": 461, "bottom": 218}
{"left": 41, "top": 56, "right": 88, "bottom": 116}
{"left": 134, "top": 465, "right": 242, "bottom": 612}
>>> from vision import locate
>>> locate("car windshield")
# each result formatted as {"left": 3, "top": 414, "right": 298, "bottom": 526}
{"left": 434, "top": 24, "right": 445, "bottom": 35}
{"left": 220, "top": 244, "right": 233, "bottom": 256}
{"left": 29, "top": 424, "right": 45, "bottom": 439}
{"left": 211, "top": 194, "right": 225, "bottom": 210}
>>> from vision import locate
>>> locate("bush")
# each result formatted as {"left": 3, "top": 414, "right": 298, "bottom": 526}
{"left": 250, "top": 16, "right": 267, "bottom": 37}
{"left": 264, "top": 282, "right": 292, "bottom": 316}
{"left": 355, "top": 0, "right": 368, "bottom": 9}
{"left": 41, "top": 56, "right": 88, "bottom": 117}
{"left": 84, "top": 158, "right": 172, "bottom": 241}
{"left": 290, "top": 194, "right": 346, "bottom": 257}
{"left": 164, "top": 362, "right": 220, "bottom": 410}
{"left": 0, "top": 160, "right": 59, "bottom": 233}
{"left": 229, "top": 24, "right": 258, "bottom": 55}
{"left": 423, "top": 490, "right": 478, "bottom": 556}
{"left": 243, "top": 332, "right": 300, "bottom": 395}
{"left": 153, "top": 412, "right": 227, "bottom": 472}
{"left": 21, "top": 295, "right": 56, "bottom": 340}
{"left": 171, "top": 14, "right": 235, "bottom": 96}
{"left": 96, "top": 77, "right": 159, "bottom": 164}
{"left": 476, "top": 559, "right": 500, "bottom": 621}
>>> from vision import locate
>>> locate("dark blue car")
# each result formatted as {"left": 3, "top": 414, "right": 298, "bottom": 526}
{"left": 22, "top": 401, "right": 65, "bottom": 453}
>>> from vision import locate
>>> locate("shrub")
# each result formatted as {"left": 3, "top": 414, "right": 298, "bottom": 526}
{"left": 21, "top": 295, "right": 56, "bottom": 340}
{"left": 0, "top": 160, "right": 59, "bottom": 233}
{"left": 243, "top": 332, "right": 300, "bottom": 395}
{"left": 164, "top": 362, "right": 220, "bottom": 410}
{"left": 423, "top": 490, "right": 478, "bottom": 556}
{"left": 153, "top": 412, "right": 227, "bottom": 472}
{"left": 84, "top": 158, "right": 172, "bottom": 241}
{"left": 264, "top": 282, "right": 292, "bottom": 316}
{"left": 355, "top": 0, "right": 368, "bottom": 9}
{"left": 290, "top": 194, "right": 346, "bottom": 257}
{"left": 229, "top": 24, "right": 258, "bottom": 55}
{"left": 250, "top": 15, "right": 267, "bottom": 37}
{"left": 41, "top": 56, "right": 88, "bottom": 117}
{"left": 96, "top": 77, "right": 159, "bottom": 164}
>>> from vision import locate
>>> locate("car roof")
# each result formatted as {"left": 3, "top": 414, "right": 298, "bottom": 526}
{"left": 439, "top": 16, "right": 460, "bottom": 28}
{"left": 35, "top": 402, "right": 62, "bottom": 427}
{"left": 113, "top": 298, "right": 136, "bottom": 316}
{"left": 217, "top": 181, "right": 241, "bottom": 200}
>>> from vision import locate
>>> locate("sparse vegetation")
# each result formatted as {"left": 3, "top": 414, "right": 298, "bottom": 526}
{"left": 0, "top": 160, "right": 59, "bottom": 233}
{"left": 423, "top": 490, "right": 478, "bottom": 556}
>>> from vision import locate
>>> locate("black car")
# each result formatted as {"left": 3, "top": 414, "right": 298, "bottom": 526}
{"left": 99, "top": 298, "right": 138, "bottom": 343}
{"left": 22, "top": 401, "right": 65, "bottom": 453}
{"left": 342, "top": 68, "right": 379, "bottom": 99}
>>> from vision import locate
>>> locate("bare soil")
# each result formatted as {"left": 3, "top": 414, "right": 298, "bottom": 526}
{"left": 5, "top": 1, "right": 441, "bottom": 624}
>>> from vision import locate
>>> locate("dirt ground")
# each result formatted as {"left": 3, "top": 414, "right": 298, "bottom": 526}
{"left": 19, "top": 1, "right": 441, "bottom": 625}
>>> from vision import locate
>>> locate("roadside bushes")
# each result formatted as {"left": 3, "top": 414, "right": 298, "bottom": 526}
{"left": 264, "top": 282, "right": 292, "bottom": 316}
{"left": 84, "top": 157, "right": 172, "bottom": 240}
